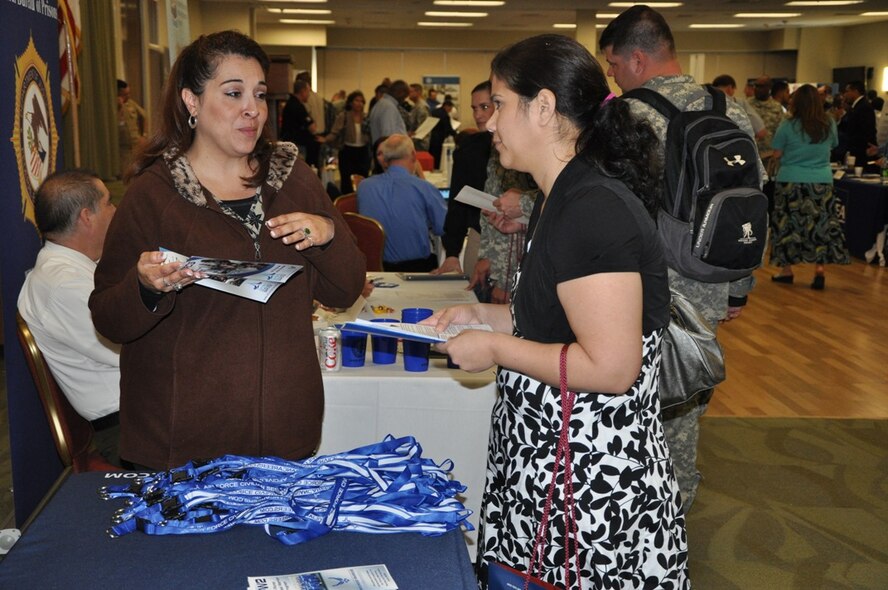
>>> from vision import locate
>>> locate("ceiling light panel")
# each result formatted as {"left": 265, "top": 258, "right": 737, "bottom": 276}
{"left": 610, "top": 2, "right": 684, "bottom": 7}
{"left": 424, "top": 11, "right": 488, "bottom": 17}
{"left": 734, "top": 13, "right": 802, "bottom": 17}
{"left": 280, "top": 18, "right": 335, "bottom": 24}
{"left": 268, "top": 8, "right": 332, "bottom": 14}
{"left": 433, "top": 1, "right": 505, "bottom": 6}
{"left": 417, "top": 21, "right": 474, "bottom": 27}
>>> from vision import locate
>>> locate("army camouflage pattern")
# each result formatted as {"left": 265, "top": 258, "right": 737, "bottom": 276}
{"left": 407, "top": 101, "right": 430, "bottom": 151}
{"left": 626, "top": 74, "right": 762, "bottom": 511}
{"left": 477, "top": 148, "right": 539, "bottom": 291}
{"left": 747, "top": 96, "right": 786, "bottom": 153}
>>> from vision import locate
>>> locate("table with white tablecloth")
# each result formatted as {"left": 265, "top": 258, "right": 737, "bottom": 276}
{"left": 314, "top": 273, "right": 498, "bottom": 552}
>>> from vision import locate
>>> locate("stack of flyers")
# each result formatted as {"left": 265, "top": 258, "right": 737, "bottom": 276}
{"left": 246, "top": 564, "right": 398, "bottom": 590}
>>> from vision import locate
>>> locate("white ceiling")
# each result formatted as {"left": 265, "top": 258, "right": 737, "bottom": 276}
{"left": 242, "top": 0, "right": 888, "bottom": 32}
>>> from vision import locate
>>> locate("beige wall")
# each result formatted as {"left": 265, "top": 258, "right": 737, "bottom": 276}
{"left": 199, "top": 0, "right": 251, "bottom": 34}
{"left": 838, "top": 22, "right": 888, "bottom": 97}
{"left": 797, "top": 27, "right": 844, "bottom": 85}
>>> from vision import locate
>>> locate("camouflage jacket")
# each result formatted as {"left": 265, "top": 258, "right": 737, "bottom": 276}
{"left": 747, "top": 97, "right": 786, "bottom": 154}
{"left": 477, "top": 148, "right": 538, "bottom": 290}
{"left": 407, "top": 101, "right": 430, "bottom": 152}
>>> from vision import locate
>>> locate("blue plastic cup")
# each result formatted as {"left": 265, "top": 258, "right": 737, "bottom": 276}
{"left": 401, "top": 307, "right": 434, "bottom": 324}
{"left": 340, "top": 328, "right": 367, "bottom": 367}
{"left": 401, "top": 308, "right": 433, "bottom": 372}
{"left": 370, "top": 318, "right": 398, "bottom": 365}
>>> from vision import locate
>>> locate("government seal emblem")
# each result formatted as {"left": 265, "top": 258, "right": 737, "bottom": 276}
{"left": 11, "top": 35, "right": 59, "bottom": 229}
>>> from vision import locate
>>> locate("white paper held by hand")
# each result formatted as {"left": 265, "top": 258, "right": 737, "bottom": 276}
{"left": 454, "top": 186, "right": 530, "bottom": 224}
{"left": 342, "top": 318, "right": 492, "bottom": 344}
{"left": 412, "top": 116, "right": 440, "bottom": 140}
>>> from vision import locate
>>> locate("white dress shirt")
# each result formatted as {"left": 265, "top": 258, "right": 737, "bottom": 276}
{"left": 17, "top": 241, "right": 120, "bottom": 420}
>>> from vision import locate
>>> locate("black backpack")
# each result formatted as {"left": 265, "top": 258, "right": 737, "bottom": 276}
{"left": 625, "top": 85, "right": 768, "bottom": 283}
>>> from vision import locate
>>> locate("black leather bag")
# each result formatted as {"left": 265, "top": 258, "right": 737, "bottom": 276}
{"left": 659, "top": 291, "right": 726, "bottom": 410}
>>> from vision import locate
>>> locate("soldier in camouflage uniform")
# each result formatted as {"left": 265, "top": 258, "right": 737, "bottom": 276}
{"left": 407, "top": 83, "right": 430, "bottom": 152}
{"left": 600, "top": 6, "right": 762, "bottom": 511}
{"left": 747, "top": 76, "right": 787, "bottom": 156}
{"left": 471, "top": 147, "right": 538, "bottom": 303}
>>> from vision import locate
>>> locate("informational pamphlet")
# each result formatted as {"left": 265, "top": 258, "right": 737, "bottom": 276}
{"left": 412, "top": 116, "right": 440, "bottom": 140}
{"left": 342, "top": 318, "right": 492, "bottom": 344}
{"left": 454, "top": 186, "right": 529, "bottom": 224}
{"left": 161, "top": 249, "right": 302, "bottom": 303}
{"left": 246, "top": 564, "right": 398, "bottom": 590}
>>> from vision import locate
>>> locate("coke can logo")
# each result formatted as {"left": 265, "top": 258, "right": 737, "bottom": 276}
{"left": 323, "top": 336, "right": 338, "bottom": 368}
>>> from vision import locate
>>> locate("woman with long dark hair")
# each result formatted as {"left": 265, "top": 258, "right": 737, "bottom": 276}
{"left": 90, "top": 31, "right": 365, "bottom": 470}
{"left": 426, "top": 35, "right": 688, "bottom": 588}
{"left": 323, "top": 90, "right": 371, "bottom": 194}
{"left": 770, "top": 84, "right": 849, "bottom": 289}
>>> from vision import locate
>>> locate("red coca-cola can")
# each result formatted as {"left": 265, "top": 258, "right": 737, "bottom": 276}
{"left": 318, "top": 326, "right": 342, "bottom": 371}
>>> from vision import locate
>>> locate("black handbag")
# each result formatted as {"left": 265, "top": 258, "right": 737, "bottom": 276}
{"left": 659, "top": 290, "right": 726, "bottom": 410}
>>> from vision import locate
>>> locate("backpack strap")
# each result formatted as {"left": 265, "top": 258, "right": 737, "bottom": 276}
{"left": 626, "top": 85, "right": 731, "bottom": 119}
{"left": 623, "top": 87, "right": 680, "bottom": 120}
{"left": 704, "top": 84, "right": 727, "bottom": 116}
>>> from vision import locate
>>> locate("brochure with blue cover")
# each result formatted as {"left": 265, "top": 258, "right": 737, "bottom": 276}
{"left": 341, "top": 318, "right": 492, "bottom": 344}
{"left": 247, "top": 563, "right": 398, "bottom": 589}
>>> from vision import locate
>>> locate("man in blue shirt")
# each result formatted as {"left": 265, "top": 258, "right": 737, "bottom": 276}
{"left": 358, "top": 134, "right": 446, "bottom": 271}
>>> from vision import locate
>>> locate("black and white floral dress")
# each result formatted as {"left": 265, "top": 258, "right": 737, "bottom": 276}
{"left": 477, "top": 160, "right": 689, "bottom": 589}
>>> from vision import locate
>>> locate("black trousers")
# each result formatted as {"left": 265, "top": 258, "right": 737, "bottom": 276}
{"left": 338, "top": 145, "right": 371, "bottom": 194}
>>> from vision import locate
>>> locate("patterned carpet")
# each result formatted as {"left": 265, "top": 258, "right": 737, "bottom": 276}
{"left": 687, "top": 418, "right": 888, "bottom": 589}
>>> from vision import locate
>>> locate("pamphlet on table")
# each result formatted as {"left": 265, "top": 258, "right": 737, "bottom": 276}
{"left": 342, "top": 318, "right": 493, "bottom": 344}
{"left": 161, "top": 249, "right": 302, "bottom": 303}
{"left": 247, "top": 564, "right": 398, "bottom": 590}
{"left": 454, "top": 186, "right": 530, "bottom": 224}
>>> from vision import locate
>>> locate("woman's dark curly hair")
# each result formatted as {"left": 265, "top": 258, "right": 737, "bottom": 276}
{"left": 126, "top": 30, "right": 273, "bottom": 187}
{"left": 345, "top": 90, "right": 366, "bottom": 112}
{"left": 490, "top": 34, "right": 661, "bottom": 216}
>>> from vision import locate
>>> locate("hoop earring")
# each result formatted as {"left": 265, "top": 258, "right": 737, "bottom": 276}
{"left": 188, "top": 114, "right": 197, "bottom": 129}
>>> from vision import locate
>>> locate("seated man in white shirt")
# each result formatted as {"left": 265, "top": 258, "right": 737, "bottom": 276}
{"left": 17, "top": 169, "right": 122, "bottom": 465}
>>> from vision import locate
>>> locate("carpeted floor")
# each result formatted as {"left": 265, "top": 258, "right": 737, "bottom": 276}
{"left": 687, "top": 418, "right": 888, "bottom": 589}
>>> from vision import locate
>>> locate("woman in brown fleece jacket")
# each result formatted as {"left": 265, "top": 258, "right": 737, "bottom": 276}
{"left": 89, "top": 31, "right": 365, "bottom": 470}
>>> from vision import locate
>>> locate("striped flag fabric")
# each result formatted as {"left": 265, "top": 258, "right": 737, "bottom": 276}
{"left": 58, "top": 0, "right": 81, "bottom": 111}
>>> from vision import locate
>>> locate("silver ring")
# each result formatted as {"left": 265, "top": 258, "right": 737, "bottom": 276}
{"left": 162, "top": 278, "right": 172, "bottom": 288}
{"left": 306, "top": 236, "right": 315, "bottom": 246}
{"left": 303, "top": 227, "right": 311, "bottom": 237}
{"left": 173, "top": 282, "right": 182, "bottom": 292}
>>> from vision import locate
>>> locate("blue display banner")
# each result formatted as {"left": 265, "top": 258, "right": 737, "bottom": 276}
{"left": 0, "top": 0, "right": 67, "bottom": 524}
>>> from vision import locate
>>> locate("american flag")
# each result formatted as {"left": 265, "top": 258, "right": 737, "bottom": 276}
{"left": 58, "top": 0, "right": 81, "bottom": 111}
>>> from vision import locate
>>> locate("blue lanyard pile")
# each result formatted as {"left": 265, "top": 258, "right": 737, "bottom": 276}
{"left": 100, "top": 435, "right": 472, "bottom": 545}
